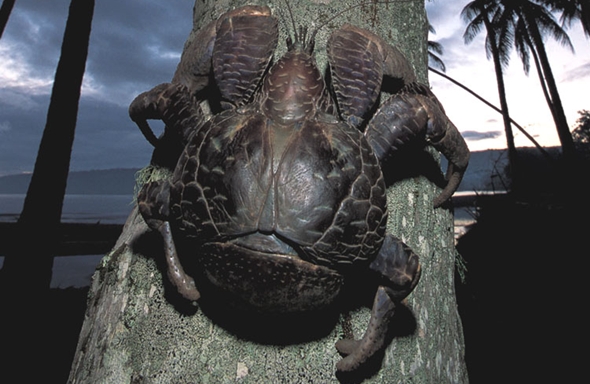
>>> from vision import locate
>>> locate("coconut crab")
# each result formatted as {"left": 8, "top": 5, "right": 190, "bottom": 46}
{"left": 129, "top": 4, "right": 469, "bottom": 373}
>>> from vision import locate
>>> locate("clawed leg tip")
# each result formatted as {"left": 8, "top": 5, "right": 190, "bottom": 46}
{"left": 335, "top": 357, "right": 360, "bottom": 374}
{"left": 335, "top": 339, "right": 360, "bottom": 355}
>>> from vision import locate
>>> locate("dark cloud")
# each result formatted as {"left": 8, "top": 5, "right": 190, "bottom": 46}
{"left": 86, "top": 1, "right": 192, "bottom": 99}
{"left": 0, "top": 0, "right": 193, "bottom": 176}
{"left": 7, "top": 1, "right": 70, "bottom": 68}
{"left": 68, "top": 98, "right": 155, "bottom": 172}
{"left": 0, "top": 93, "right": 49, "bottom": 175}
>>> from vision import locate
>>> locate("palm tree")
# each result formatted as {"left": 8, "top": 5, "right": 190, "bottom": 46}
{"left": 462, "top": 0, "right": 519, "bottom": 174}
{"left": 499, "top": 0, "right": 576, "bottom": 159}
{"left": 428, "top": 24, "right": 446, "bottom": 72}
{"left": 542, "top": 0, "right": 590, "bottom": 37}
{"left": 429, "top": 66, "right": 554, "bottom": 161}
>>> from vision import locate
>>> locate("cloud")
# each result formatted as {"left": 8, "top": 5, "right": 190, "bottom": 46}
{"left": 561, "top": 62, "right": 590, "bottom": 83}
{"left": 1, "top": 0, "right": 588, "bottom": 176}
{"left": 0, "top": 121, "right": 12, "bottom": 134}
{"left": 461, "top": 130, "right": 503, "bottom": 141}
{"left": 0, "top": 0, "right": 194, "bottom": 175}
{"left": 82, "top": 1, "right": 192, "bottom": 105}
{"left": 0, "top": 43, "right": 55, "bottom": 98}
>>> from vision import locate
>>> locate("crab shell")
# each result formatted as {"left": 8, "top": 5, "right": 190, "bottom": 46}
{"left": 144, "top": 97, "right": 387, "bottom": 311}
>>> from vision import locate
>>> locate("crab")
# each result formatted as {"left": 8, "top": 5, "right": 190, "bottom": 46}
{"left": 128, "top": 5, "right": 469, "bottom": 373}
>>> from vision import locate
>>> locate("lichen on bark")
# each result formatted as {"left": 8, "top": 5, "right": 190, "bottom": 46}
{"left": 69, "top": 1, "right": 467, "bottom": 383}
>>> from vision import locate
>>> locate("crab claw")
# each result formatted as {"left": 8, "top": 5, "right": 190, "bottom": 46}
{"left": 129, "top": 82, "right": 204, "bottom": 168}
{"left": 365, "top": 88, "right": 470, "bottom": 207}
{"left": 423, "top": 100, "right": 470, "bottom": 207}
{"left": 129, "top": 83, "right": 178, "bottom": 147}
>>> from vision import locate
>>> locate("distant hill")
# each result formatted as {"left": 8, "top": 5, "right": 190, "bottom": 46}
{"left": 0, "top": 168, "right": 139, "bottom": 195}
{"left": 0, "top": 148, "right": 560, "bottom": 195}
{"left": 443, "top": 149, "right": 510, "bottom": 192}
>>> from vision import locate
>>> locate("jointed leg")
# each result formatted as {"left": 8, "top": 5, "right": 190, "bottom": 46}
{"left": 335, "top": 234, "right": 421, "bottom": 372}
{"left": 158, "top": 221, "right": 200, "bottom": 301}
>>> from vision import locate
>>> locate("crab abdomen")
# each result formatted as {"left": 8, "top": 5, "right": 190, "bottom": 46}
{"left": 168, "top": 110, "right": 387, "bottom": 268}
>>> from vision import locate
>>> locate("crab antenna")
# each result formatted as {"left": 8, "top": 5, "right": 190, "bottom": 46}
{"left": 282, "top": 0, "right": 299, "bottom": 44}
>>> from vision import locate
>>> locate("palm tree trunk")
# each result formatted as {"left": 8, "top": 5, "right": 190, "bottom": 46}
{"left": 1, "top": 0, "right": 95, "bottom": 290}
{"left": 0, "top": 0, "right": 16, "bottom": 39}
{"left": 526, "top": 16, "right": 576, "bottom": 159}
{"left": 485, "top": 18, "right": 519, "bottom": 181}
{"left": 529, "top": 41, "right": 555, "bottom": 118}
{"left": 0, "top": 1, "right": 94, "bottom": 380}
{"left": 429, "top": 66, "right": 554, "bottom": 162}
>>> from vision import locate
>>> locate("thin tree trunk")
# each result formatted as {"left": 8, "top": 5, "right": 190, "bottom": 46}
{"left": 429, "top": 66, "right": 554, "bottom": 161}
{"left": 527, "top": 17, "right": 576, "bottom": 159}
{"left": 0, "top": 0, "right": 16, "bottom": 39}
{"left": 68, "top": 1, "right": 467, "bottom": 382}
{"left": 0, "top": 0, "right": 94, "bottom": 380}
{"left": 485, "top": 18, "right": 519, "bottom": 184}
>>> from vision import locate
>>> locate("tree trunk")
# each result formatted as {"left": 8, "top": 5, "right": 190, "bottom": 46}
{"left": 0, "top": 0, "right": 16, "bottom": 39}
{"left": 429, "top": 66, "right": 553, "bottom": 161}
{"left": 0, "top": 0, "right": 94, "bottom": 381}
{"left": 526, "top": 16, "right": 576, "bottom": 159}
{"left": 68, "top": 1, "right": 467, "bottom": 382}
{"left": 485, "top": 17, "right": 519, "bottom": 185}
{"left": 0, "top": 0, "right": 95, "bottom": 291}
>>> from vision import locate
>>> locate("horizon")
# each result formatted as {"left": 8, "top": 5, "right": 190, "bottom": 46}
{"left": 0, "top": 146, "right": 532, "bottom": 178}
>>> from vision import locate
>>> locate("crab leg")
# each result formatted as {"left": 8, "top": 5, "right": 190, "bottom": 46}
{"left": 328, "top": 24, "right": 469, "bottom": 207}
{"left": 335, "top": 234, "right": 421, "bottom": 372}
{"left": 174, "top": 4, "right": 279, "bottom": 106}
{"left": 128, "top": 82, "right": 205, "bottom": 168}
{"left": 129, "top": 83, "right": 202, "bottom": 145}
{"left": 365, "top": 88, "right": 470, "bottom": 207}
{"left": 336, "top": 286, "right": 396, "bottom": 372}
{"left": 129, "top": 6, "right": 278, "bottom": 155}
{"left": 327, "top": 24, "right": 416, "bottom": 128}
{"left": 211, "top": 5, "right": 278, "bottom": 107}
{"left": 158, "top": 221, "right": 201, "bottom": 301}
{"left": 138, "top": 180, "right": 201, "bottom": 301}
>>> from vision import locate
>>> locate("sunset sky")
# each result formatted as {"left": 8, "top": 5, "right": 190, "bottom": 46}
{"left": 0, "top": 0, "right": 588, "bottom": 176}
{"left": 426, "top": 0, "right": 589, "bottom": 151}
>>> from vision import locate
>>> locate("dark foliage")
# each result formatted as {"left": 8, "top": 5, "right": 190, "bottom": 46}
{"left": 456, "top": 189, "right": 587, "bottom": 382}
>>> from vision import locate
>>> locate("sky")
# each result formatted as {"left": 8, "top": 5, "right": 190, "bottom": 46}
{"left": 426, "top": 0, "right": 590, "bottom": 152}
{"left": 0, "top": 0, "right": 588, "bottom": 177}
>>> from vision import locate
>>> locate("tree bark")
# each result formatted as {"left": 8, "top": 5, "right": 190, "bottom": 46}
{"left": 68, "top": 1, "right": 467, "bottom": 383}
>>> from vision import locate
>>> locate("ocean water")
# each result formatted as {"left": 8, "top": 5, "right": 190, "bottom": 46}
{"left": 0, "top": 194, "right": 135, "bottom": 288}
{"left": 0, "top": 194, "right": 135, "bottom": 224}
